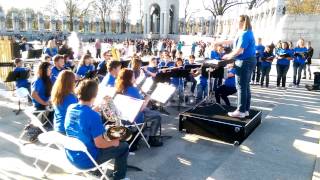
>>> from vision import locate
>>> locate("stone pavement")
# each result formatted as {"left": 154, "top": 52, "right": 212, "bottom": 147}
{"left": 0, "top": 64, "right": 319, "bottom": 180}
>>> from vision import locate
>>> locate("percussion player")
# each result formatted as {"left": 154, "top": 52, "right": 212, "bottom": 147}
{"left": 222, "top": 15, "right": 256, "bottom": 118}
{"left": 64, "top": 80, "right": 129, "bottom": 179}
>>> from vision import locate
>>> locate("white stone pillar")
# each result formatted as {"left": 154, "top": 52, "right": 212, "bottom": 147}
{"left": 136, "top": 19, "right": 140, "bottom": 34}
{"left": 143, "top": 13, "right": 147, "bottom": 34}
{"left": 12, "top": 12, "right": 19, "bottom": 33}
{"left": 209, "top": 17, "right": 214, "bottom": 35}
{"left": 38, "top": 14, "right": 44, "bottom": 32}
{"left": 126, "top": 20, "right": 131, "bottom": 33}
{"left": 83, "top": 17, "right": 89, "bottom": 34}
{"left": 160, "top": 12, "right": 164, "bottom": 35}
{"left": 147, "top": 14, "right": 151, "bottom": 34}
{"left": 180, "top": 18, "right": 185, "bottom": 34}
{"left": 116, "top": 20, "right": 120, "bottom": 34}
{"left": 0, "top": 11, "right": 5, "bottom": 33}
{"left": 73, "top": 17, "right": 79, "bottom": 32}
{"left": 26, "top": 12, "right": 33, "bottom": 33}
{"left": 200, "top": 17, "right": 205, "bottom": 35}
{"left": 163, "top": 11, "right": 169, "bottom": 35}
{"left": 95, "top": 18, "right": 100, "bottom": 34}
{"left": 62, "top": 16, "right": 68, "bottom": 33}
{"left": 50, "top": 16, "right": 56, "bottom": 32}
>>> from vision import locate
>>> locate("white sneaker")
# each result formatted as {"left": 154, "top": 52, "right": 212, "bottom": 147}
{"left": 245, "top": 111, "right": 249, "bottom": 117}
{"left": 228, "top": 110, "right": 245, "bottom": 118}
{"left": 276, "top": 86, "right": 281, "bottom": 90}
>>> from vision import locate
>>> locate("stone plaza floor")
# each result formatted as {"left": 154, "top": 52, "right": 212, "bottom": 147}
{"left": 0, "top": 63, "right": 319, "bottom": 180}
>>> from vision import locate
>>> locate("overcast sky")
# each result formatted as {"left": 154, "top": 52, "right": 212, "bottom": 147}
{"left": 0, "top": 0, "right": 212, "bottom": 23}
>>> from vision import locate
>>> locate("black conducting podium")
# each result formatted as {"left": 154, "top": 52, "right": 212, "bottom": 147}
{"left": 179, "top": 102, "right": 262, "bottom": 145}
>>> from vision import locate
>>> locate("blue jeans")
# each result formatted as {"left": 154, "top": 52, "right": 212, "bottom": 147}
{"left": 196, "top": 83, "right": 208, "bottom": 102}
{"left": 293, "top": 62, "right": 305, "bottom": 85}
{"left": 96, "top": 142, "right": 129, "bottom": 180}
{"left": 235, "top": 58, "right": 256, "bottom": 113}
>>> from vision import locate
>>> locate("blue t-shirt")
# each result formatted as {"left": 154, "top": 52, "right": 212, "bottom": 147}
{"left": 144, "top": 67, "right": 158, "bottom": 78}
{"left": 76, "top": 65, "right": 95, "bottom": 77}
{"left": 158, "top": 60, "right": 175, "bottom": 68}
{"left": 51, "top": 66, "right": 64, "bottom": 84}
{"left": 53, "top": 93, "right": 78, "bottom": 134}
{"left": 261, "top": 52, "right": 274, "bottom": 67}
{"left": 31, "top": 78, "right": 50, "bottom": 108}
{"left": 64, "top": 60, "right": 73, "bottom": 69}
{"left": 294, "top": 47, "right": 308, "bottom": 64}
{"left": 276, "top": 49, "right": 292, "bottom": 66}
{"left": 234, "top": 30, "right": 256, "bottom": 60}
{"left": 14, "top": 67, "right": 30, "bottom": 88}
{"left": 124, "top": 86, "right": 144, "bottom": 124}
{"left": 224, "top": 68, "right": 236, "bottom": 87}
{"left": 255, "top": 45, "right": 265, "bottom": 58}
{"left": 64, "top": 104, "right": 105, "bottom": 169}
{"left": 101, "top": 74, "right": 116, "bottom": 87}
{"left": 210, "top": 51, "right": 222, "bottom": 60}
{"left": 44, "top": 47, "right": 58, "bottom": 57}
{"left": 192, "top": 43, "right": 197, "bottom": 51}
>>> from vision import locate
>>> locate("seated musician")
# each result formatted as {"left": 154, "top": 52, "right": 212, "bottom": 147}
{"left": 100, "top": 60, "right": 122, "bottom": 87}
{"left": 213, "top": 45, "right": 225, "bottom": 89}
{"left": 158, "top": 51, "right": 174, "bottom": 69}
{"left": 51, "top": 70, "right": 78, "bottom": 134}
{"left": 260, "top": 45, "right": 275, "bottom": 88}
{"left": 171, "top": 58, "right": 184, "bottom": 88}
{"left": 76, "top": 54, "right": 95, "bottom": 78}
{"left": 13, "top": 58, "right": 31, "bottom": 93}
{"left": 97, "top": 50, "right": 112, "bottom": 77}
{"left": 31, "top": 62, "right": 53, "bottom": 111}
{"left": 41, "top": 54, "right": 52, "bottom": 63}
{"left": 115, "top": 69, "right": 163, "bottom": 148}
{"left": 64, "top": 80, "right": 129, "bottom": 179}
{"left": 215, "top": 63, "right": 237, "bottom": 106}
{"left": 51, "top": 55, "right": 65, "bottom": 84}
{"left": 142, "top": 57, "right": 158, "bottom": 78}
{"left": 128, "top": 56, "right": 142, "bottom": 79}
{"left": 63, "top": 54, "right": 75, "bottom": 70}
{"left": 184, "top": 55, "right": 198, "bottom": 95}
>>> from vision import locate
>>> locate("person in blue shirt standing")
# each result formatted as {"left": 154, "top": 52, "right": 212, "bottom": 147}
{"left": 215, "top": 63, "right": 237, "bottom": 106}
{"left": 223, "top": 15, "right": 256, "bottom": 118}
{"left": 51, "top": 55, "right": 65, "bottom": 84}
{"left": 194, "top": 65, "right": 208, "bottom": 103}
{"left": 191, "top": 42, "right": 197, "bottom": 56}
{"left": 13, "top": 58, "right": 31, "bottom": 91}
{"left": 260, "top": 46, "right": 275, "bottom": 88}
{"left": 177, "top": 41, "right": 183, "bottom": 52}
{"left": 115, "top": 69, "right": 163, "bottom": 148}
{"left": 64, "top": 80, "right": 128, "bottom": 179}
{"left": 100, "top": 60, "right": 122, "bottom": 87}
{"left": 44, "top": 40, "right": 58, "bottom": 57}
{"left": 275, "top": 42, "right": 293, "bottom": 89}
{"left": 252, "top": 38, "right": 265, "bottom": 84}
{"left": 51, "top": 70, "right": 78, "bottom": 134}
{"left": 293, "top": 38, "right": 308, "bottom": 87}
{"left": 76, "top": 54, "right": 95, "bottom": 78}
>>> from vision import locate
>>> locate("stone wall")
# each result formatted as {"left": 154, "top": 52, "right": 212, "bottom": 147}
{"left": 279, "top": 14, "right": 320, "bottom": 58}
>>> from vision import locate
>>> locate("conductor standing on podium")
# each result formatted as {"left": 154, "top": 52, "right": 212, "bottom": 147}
{"left": 223, "top": 15, "right": 256, "bottom": 118}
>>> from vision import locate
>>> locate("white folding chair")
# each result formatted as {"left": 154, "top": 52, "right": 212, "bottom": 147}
{"left": 37, "top": 131, "right": 112, "bottom": 180}
{"left": 113, "top": 94, "right": 151, "bottom": 149}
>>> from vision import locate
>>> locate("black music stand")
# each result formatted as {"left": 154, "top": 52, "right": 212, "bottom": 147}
{"left": 170, "top": 69, "right": 190, "bottom": 111}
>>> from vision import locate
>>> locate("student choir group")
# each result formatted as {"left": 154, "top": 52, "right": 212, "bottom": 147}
{"left": 12, "top": 19, "right": 314, "bottom": 180}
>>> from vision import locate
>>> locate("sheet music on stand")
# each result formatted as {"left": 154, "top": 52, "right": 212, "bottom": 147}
{"left": 95, "top": 86, "right": 116, "bottom": 105}
{"left": 150, "top": 83, "right": 176, "bottom": 104}
{"left": 141, "top": 77, "right": 154, "bottom": 94}
{"left": 113, "top": 94, "right": 144, "bottom": 123}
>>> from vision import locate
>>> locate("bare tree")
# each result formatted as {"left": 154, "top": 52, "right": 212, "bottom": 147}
{"left": 247, "top": 0, "right": 267, "bottom": 10}
{"left": 118, "top": 0, "right": 131, "bottom": 33}
{"left": 63, "top": 0, "right": 92, "bottom": 31}
{"left": 43, "top": 0, "right": 60, "bottom": 16}
{"left": 202, "top": 0, "right": 247, "bottom": 17}
{"left": 183, "top": 0, "right": 200, "bottom": 24}
{"left": 93, "top": 0, "right": 118, "bottom": 33}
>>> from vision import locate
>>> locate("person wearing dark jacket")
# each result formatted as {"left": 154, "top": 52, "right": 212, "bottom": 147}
{"left": 303, "top": 41, "right": 313, "bottom": 80}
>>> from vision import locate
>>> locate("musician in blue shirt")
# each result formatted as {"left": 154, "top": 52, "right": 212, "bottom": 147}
{"left": 13, "top": 58, "right": 30, "bottom": 90}
{"left": 44, "top": 40, "right": 58, "bottom": 57}
{"left": 64, "top": 80, "right": 128, "bottom": 179}
{"left": 195, "top": 65, "right": 208, "bottom": 102}
{"left": 252, "top": 38, "right": 265, "bottom": 84}
{"left": 100, "top": 60, "right": 122, "bottom": 87}
{"left": 31, "top": 62, "right": 52, "bottom": 110}
{"left": 260, "top": 46, "right": 274, "bottom": 88}
{"left": 142, "top": 57, "right": 158, "bottom": 78}
{"left": 293, "top": 38, "right": 308, "bottom": 87}
{"left": 51, "top": 70, "right": 78, "bottom": 134}
{"left": 215, "top": 64, "right": 237, "bottom": 106}
{"left": 115, "top": 69, "right": 163, "bottom": 148}
{"left": 97, "top": 51, "right": 112, "bottom": 77}
{"left": 158, "top": 51, "right": 174, "bottom": 68}
{"left": 184, "top": 55, "right": 197, "bottom": 94}
{"left": 76, "top": 54, "right": 95, "bottom": 78}
{"left": 51, "top": 55, "right": 65, "bottom": 84}
{"left": 223, "top": 15, "right": 256, "bottom": 118}
{"left": 275, "top": 42, "right": 293, "bottom": 89}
